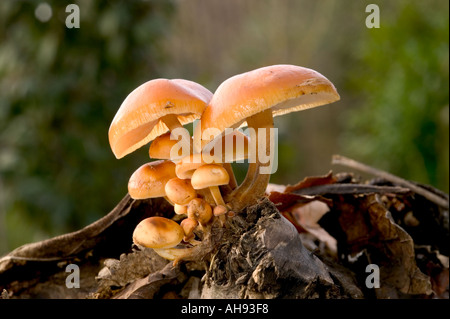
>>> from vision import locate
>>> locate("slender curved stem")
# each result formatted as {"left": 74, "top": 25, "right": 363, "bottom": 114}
{"left": 224, "top": 125, "right": 258, "bottom": 203}
{"left": 226, "top": 109, "right": 274, "bottom": 211}
{"left": 196, "top": 188, "right": 214, "bottom": 206}
{"left": 161, "top": 114, "right": 183, "bottom": 131}
{"left": 209, "top": 185, "right": 226, "bottom": 207}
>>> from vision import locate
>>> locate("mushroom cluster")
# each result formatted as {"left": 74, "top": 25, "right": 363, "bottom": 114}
{"left": 108, "top": 65, "right": 340, "bottom": 264}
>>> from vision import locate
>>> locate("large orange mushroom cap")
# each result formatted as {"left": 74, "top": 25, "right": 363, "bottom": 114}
{"left": 109, "top": 78, "right": 212, "bottom": 159}
{"left": 194, "top": 64, "right": 340, "bottom": 149}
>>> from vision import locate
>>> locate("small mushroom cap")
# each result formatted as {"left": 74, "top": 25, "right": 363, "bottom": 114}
{"left": 132, "top": 216, "right": 184, "bottom": 249}
{"left": 187, "top": 198, "right": 213, "bottom": 226}
{"left": 213, "top": 205, "right": 228, "bottom": 216}
{"left": 128, "top": 160, "right": 176, "bottom": 199}
{"left": 175, "top": 153, "right": 221, "bottom": 179}
{"left": 190, "top": 164, "right": 230, "bottom": 189}
{"left": 109, "top": 78, "right": 212, "bottom": 159}
{"left": 180, "top": 217, "right": 198, "bottom": 239}
{"left": 194, "top": 64, "right": 340, "bottom": 149}
{"left": 149, "top": 131, "right": 189, "bottom": 160}
{"left": 165, "top": 177, "right": 197, "bottom": 205}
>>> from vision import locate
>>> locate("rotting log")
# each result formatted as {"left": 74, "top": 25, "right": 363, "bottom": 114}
{"left": 0, "top": 169, "right": 447, "bottom": 299}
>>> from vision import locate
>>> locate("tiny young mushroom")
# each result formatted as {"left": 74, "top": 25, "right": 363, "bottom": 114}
{"left": 213, "top": 204, "right": 228, "bottom": 225}
{"left": 187, "top": 197, "right": 213, "bottom": 228}
{"left": 213, "top": 205, "right": 228, "bottom": 217}
{"left": 127, "top": 160, "right": 177, "bottom": 205}
{"left": 180, "top": 217, "right": 199, "bottom": 242}
{"left": 108, "top": 78, "right": 212, "bottom": 160}
{"left": 190, "top": 164, "right": 230, "bottom": 208}
{"left": 195, "top": 64, "right": 340, "bottom": 211}
{"left": 133, "top": 216, "right": 194, "bottom": 263}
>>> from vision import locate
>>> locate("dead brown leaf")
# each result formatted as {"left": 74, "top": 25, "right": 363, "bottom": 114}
{"left": 284, "top": 171, "right": 336, "bottom": 193}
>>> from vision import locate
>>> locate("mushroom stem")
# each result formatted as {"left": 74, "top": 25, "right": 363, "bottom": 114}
{"left": 196, "top": 188, "right": 216, "bottom": 206}
{"left": 160, "top": 114, "right": 192, "bottom": 155}
{"left": 209, "top": 185, "right": 227, "bottom": 207}
{"left": 225, "top": 130, "right": 257, "bottom": 202}
{"left": 160, "top": 114, "right": 183, "bottom": 131}
{"left": 226, "top": 109, "right": 273, "bottom": 211}
{"left": 153, "top": 247, "right": 196, "bottom": 265}
{"left": 213, "top": 205, "right": 228, "bottom": 226}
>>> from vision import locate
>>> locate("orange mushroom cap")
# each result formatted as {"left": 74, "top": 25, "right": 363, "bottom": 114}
{"left": 132, "top": 216, "right": 184, "bottom": 249}
{"left": 109, "top": 78, "right": 212, "bottom": 159}
{"left": 194, "top": 64, "right": 340, "bottom": 149}
{"left": 164, "top": 177, "right": 197, "bottom": 206}
{"left": 128, "top": 160, "right": 176, "bottom": 199}
{"left": 175, "top": 153, "right": 221, "bottom": 180}
{"left": 190, "top": 164, "right": 230, "bottom": 190}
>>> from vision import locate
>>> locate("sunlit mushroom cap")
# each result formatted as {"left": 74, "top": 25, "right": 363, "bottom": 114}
{"left": 109, "top": 78, "right": 212, "bottom": 159}
{"left": 190, "top": 164, "right": 229, "bottom": 189}
{"left": 194, "top": 64, "right": 340, "bottom": 149}
{"left": 128, "top": 160, "right": 176, "bottom": 199}
{"left": 132, "top": 216, "right": 184, "bottom": 249}
{"left": 164, "top": 177, "right": 197, "bottom": 205}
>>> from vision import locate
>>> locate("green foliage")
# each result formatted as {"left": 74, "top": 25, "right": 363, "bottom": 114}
{"left": 0, "top": 0, "right": 175, "bottom": 252}
{"left": 342, "top": 0, "right": 449, "bottom": 192}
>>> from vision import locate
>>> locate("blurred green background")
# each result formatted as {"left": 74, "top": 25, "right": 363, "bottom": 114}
{"left": 0, "top": 0, "right": 448, "bottom": 256}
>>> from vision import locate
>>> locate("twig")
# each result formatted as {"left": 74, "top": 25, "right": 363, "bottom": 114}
{"left": 293, "top": 184, "right": 411, "bottom": 196}
{"left": 332, "top": 155, "right": 449, "bottom": 209}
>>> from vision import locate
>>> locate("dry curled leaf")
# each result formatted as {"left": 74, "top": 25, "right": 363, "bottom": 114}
{"left": 322, "top": 194, "right": 433, "bottom": 297}
{"left": 284, "top": 171, "right": 337, "bottom": 193}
